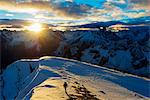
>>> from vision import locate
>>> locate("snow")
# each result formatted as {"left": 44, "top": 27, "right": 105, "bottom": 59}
{"left": 2, "top": 60, "right": 39, "bottom": 99}
{"left": 108, "top": 50, "right": 132, "bottom": 69}
{"left": 40, "top": 57, "right": 150, "bottom": 97}
{"left": 55, "top": 27, "right": 150, "bottom": 77}
{"left": 16, "top": 66, "right": 61, "bottom": 99}
{"left": 81, "top": 47, "right": 109, "bottom": 64}
{"left": 1, "top": 27, "right": 149, "bottom": 78}
{"left": 0, "top": 75, "right": 3, "bottom": 100}
{"left": 1, "top": 56, "right": 150, "bottom": 99}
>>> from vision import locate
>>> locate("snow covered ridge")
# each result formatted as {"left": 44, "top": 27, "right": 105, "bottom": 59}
{"left": 1, "top": 56, "right": 150, "bottom": 100}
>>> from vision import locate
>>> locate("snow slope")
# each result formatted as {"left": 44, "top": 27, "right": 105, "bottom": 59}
{"left": 1, "top": 56, "right": 150, "bottom": 100}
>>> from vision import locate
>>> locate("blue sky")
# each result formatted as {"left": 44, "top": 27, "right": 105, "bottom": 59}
{"left": 0, "top": 0, "right": 149, "bottom": 25}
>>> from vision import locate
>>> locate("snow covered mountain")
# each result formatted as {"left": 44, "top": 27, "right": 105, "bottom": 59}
{"left": 1, "top": 56, "right": 150, "bottom": 100}
{"left": 1, "top": 25, "right": 150, "bottom": 78}
{"left": 55, "top": 26, "right": 150, "bottom": 77}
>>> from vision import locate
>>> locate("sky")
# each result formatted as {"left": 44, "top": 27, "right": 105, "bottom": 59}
{"left": 0, "top": 0, "right": 149, "bottom": 25}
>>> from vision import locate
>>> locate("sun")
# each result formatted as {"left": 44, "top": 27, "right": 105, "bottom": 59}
{"left": 26, "top": 23, "right": 42, "bottom": 32}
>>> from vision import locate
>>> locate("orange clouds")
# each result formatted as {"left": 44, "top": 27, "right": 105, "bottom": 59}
{"left": 0, "top": 0, "right": 90, "bottom": 19}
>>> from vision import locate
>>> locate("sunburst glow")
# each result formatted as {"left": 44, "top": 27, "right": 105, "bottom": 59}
{"left": 26, "top": 23, "right": 42, "bottom": 32}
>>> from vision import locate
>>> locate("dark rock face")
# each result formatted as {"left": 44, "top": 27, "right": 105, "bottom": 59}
{"left": 0, "top": 29, "right": 62, "bottom": 70}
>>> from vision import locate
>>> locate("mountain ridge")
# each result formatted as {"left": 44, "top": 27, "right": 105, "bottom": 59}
{"left": 1, "top": 56, "right": 150, "bottom": 100}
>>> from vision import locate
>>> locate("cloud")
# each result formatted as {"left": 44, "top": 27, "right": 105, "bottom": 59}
{"left": 0, "top": 0, "right": 91, "bottom": 19}
{"left": 129, "top": 0, "right": 150, "bottom": 5}
{"left": 5, "top": 14, "right": 14, "bottom": 17}
{"left": 123, "top": 11, "right": 149, "bottom": 18}
{"left": 65, "top": 0, "right": 73, "bottom": 2}
{"left": 0, "top": 0, "right": 149, "bottom": 24}
{"left": 107, "top": 0, "right": 126, "bottom": 4}
{"left": 128, "top": 0, "right": 150, "bottom": 10}
{"left": 101, "top": 0, "right": 150, "bottom": 19}
{"left": 55, "top": 1, "right": 91, "bottom": 18}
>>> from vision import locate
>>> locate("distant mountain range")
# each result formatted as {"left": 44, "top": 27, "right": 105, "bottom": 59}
{"left": 71, "top": 16, "right": 150, "bottom": 28}
{"left": 0, "top": 16, "right": 149, "bottom": 28}
{"left": 122, "top": 16, "right": 150, "bottom": 25}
